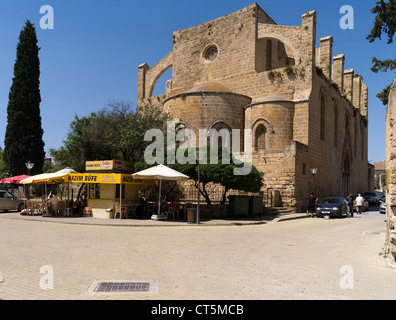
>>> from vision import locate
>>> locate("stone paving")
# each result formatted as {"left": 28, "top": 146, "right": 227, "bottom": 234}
{"left": 0, "top": 211, "right": 395, "bottom": 300}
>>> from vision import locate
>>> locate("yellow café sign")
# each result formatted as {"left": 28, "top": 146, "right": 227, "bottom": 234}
{"left": 65, "top": 173, "right": 153, "bottom": 185}
{"left": 85, "top": 160, "right": 134, "bottom": 172}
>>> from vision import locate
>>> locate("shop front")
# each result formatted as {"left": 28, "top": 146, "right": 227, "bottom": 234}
{"left": 65, "top": 172, "right": 154, "bottom": 219}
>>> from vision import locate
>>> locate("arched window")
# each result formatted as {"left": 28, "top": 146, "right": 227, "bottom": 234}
{"left": 361, "top": 127, "right": 364, "bottom": 161}
{"left": 320, "top": 94, "right": 326, "bottom": 141}
{"left": 256, "top": 38, "right": 296, "bottom": 73}
{"left": 207, "top": 121, "right": 232, "bottom": 151}
{"left": 175, "top": 122, "right": 189, "bottom": 150}
{"left": 354, "top": 120, "right": 358, "bottom": 157}
{"left": 334, "top": 102, "right": 338, "bottom": 148}
{"left": 255, "top": 124, "right": 267, "bottom": 151}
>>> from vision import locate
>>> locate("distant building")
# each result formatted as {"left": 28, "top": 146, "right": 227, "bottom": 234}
{"left": 373, "top": 160, "right": 386, "bottom": 192}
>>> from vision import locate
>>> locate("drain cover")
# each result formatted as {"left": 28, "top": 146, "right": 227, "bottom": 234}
{"left": 96, "top": 282, "right": 150, "bottom": 293}
{"left": 86, "top": 280, "right": 158, "bottom": 296}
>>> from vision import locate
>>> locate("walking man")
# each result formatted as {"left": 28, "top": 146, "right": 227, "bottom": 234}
{"left": 355, "top": 193, "right": 365, "bottom": 215}
{"left": 345, "top": 193, "right": 354, "bottom": 218}
{"left": 306, "top": 193, "right": 318, "bottom": 218}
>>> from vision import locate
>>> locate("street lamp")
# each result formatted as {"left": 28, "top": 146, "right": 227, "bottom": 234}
{"left": 25, "top": 162, "right": 34, "bottom": 200}
{"left": 196, "top": 150, "right": 201, "bottom": 225}
{"left": 310, "top": 168, "right": 318, "bottom": 194}
{"left": 25, "top": 161, "right": 34, "bottom": 176}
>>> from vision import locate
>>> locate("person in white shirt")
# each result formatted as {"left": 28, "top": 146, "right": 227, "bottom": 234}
{"left": 355, "top": 193, "right": 365, "bottom": 215}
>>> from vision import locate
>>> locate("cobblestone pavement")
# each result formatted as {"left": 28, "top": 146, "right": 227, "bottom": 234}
{"left": 0, "top": 212, "right": 395, "bottom": 300}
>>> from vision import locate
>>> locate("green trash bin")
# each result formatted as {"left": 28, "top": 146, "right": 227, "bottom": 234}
{"left": 249, "top": 196, "right": 263, "bottom": 216}
{"left": 228, "top": 195, "right": 250, "bottom": 217}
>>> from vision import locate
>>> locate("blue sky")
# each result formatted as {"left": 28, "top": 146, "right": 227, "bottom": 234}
{"left": 0, "top": 0, "right": 394, "bottom": 164}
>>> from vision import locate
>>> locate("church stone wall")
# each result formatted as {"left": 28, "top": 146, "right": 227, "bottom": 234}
{"left": 137, "top": 3, "right": 372, "bottom": 212}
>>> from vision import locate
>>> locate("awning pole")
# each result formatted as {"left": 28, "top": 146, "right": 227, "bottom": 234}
{"left": 64, "top": 182, "right": 67, "bottom": 216}
{"left": 45, "top": 182, "right": 48, "bottom": 214}
{"left": 120, "top": 183, "right": 122, "bottom": 220}
{"left": 158, "top": 179, "right": 161, "bottom": 216}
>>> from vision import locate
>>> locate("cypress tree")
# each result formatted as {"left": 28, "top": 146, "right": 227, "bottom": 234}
{"left": 4, "top": 20, "right": 45, "bottom": 176}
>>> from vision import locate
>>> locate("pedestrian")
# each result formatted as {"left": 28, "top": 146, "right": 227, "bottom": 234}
{"left": 306, "top": 193, "right": 318, "bottom": 218}
{"left": 345, "top": 193, "right": 354, "bottom": 218}
{"left": 355, "top": 193, "right": 365, "bottom": 215}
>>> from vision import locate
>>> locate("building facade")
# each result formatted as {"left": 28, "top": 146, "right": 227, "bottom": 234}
{"left": 137, "top": 3, "right": 372, "bottom": 212}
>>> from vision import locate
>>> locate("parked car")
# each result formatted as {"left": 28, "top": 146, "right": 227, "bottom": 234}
{"left": 379, "top": 201, "right": 387, "bottom": 214}
{"left": 0, "top": 190, "right": 25, "bottom": 212}
{"left": 377, "top": 192, "right": 386, "bottom": 203}
{"left": 363, "top": 192, "right": 381, "bottom": 206}
{"left": 316, "top": 197, "right": 348, "bottom": 218}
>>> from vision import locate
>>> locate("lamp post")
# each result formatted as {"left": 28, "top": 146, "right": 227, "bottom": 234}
{"left": 25, "top": 161, "right": 34, "bottom": 175}
{"left": 25, "top": 162, "right": 34, "bottom": 200}
{"left": 196, "top": 150, "right": 201, "bottom": 225}
{"left": 310, "top": 168, "right": 318, "bottom": 194}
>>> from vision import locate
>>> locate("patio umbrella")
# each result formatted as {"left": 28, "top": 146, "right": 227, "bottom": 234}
{"left": 20, "top": 168, "right": 78, "bottom": 215}
{"left": 132, "top": 164, "right": 189, "bottom": 220}
{"left": 20, "top": 168, "right": 77, "bottom": 184}
{"left": 0, "top": 175, "right": 31, "bottom": 184}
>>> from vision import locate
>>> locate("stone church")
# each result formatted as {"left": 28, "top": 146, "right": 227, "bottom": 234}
{"left": 137, "top": 3, "right": 373, "bottom": 212}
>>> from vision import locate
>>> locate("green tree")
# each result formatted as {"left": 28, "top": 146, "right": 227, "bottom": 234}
{"left": 4, "top": 20, "right": 45, "bottom": 175}
{"left": 136, "top": 146, "right": 264, "bottom": 205}
{"left": 367, "top": 0, "right": 396, "bottom": 105}
{"left": 51, "top": 101, "right": 170, "bottom": 172}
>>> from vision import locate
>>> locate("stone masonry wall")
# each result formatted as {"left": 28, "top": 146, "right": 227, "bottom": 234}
{"left": 137, "top": 3, "right": 372, "bottom": 213}
{"left": 385, "top": 79, "right": 396, "bottom": 264}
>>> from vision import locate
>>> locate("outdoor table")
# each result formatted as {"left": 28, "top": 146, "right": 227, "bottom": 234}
{"left": 122, "top": 203, "right": 139, "bottom": 218}
{"left": 32, "top": 200, "right": 47, "bottom": 215}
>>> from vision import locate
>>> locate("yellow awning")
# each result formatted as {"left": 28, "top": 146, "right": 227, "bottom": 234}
{"left": 20, "top": 168, "right": 77, "bottom": 184}
{"left": 65, "top": 173, "right": 154, "bottom": 185}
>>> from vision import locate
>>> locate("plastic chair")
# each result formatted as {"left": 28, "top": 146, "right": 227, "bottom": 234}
{"left": 171, "top": 203, "right": 181, "bottom": 220}
{"left": 114, "top": 202, "right": 128, "bottom": 219}
{"left": 166, "top": 203, "right": 177, "bottom": 220}
{"left": 25, "top": 200, "right": 34, "bottom": 215}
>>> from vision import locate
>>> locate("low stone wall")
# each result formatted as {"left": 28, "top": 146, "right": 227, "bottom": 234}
{"left": 198, "top": 204, "right": 229, "bottom": 220}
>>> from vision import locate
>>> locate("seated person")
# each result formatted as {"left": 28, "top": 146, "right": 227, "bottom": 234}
{"left": 136, "top": 196, "right": 146, "bottom": 218}
{"left": 47, "top": 196, "right": 63, "bottom": 215}
{"left": 160, "top": 202, "right": 168, "bottom": 214}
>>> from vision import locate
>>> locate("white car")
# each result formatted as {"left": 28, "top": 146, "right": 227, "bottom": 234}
{"left": 379, "top": 201, "right": 386, "bottom": 214}
{"left": 0, "top": 190, "right": 25, "bottom": 212}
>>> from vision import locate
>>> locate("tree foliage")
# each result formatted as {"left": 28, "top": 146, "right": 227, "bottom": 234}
{"left": 136, "top": 146, "right": 264, "bottom": 205}
{"left": 367, "top": 0, "right": 396, "bottom": 105}
{"left": 4, "top": 20, "right": 45, "bottom": 175}
{"left": 50, "top": 101, "right": 170, "bottom": 172}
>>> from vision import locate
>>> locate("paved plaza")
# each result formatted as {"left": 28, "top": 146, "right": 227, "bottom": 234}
{"left": 0, "top": 210, "right": 395, "bottom": 300}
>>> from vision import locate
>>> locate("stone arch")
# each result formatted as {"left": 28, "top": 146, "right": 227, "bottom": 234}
{"left": 209, "top": 120, "right": 232, "bottom": 132}
{"left": 174, "top": 121, "right": 191, "bottom": 150}
{"left": 251, "top": 118, "right": 275, "bottom": 151}
{"left": 207, "top": 120, "right": 232, "bottom": 151}
{"left": 175, "top": 121, "right": 190, "bottom": 131}
{"left": 319, "top": 89, "right": 326, "bottom": 141}
{"left": 144, "top": 51, "right": 174, "bottom": 98}
{"left": 257, "top": 31, "right": 300, "bottom": 69}
{"left": 333, "top": 99, "right": 339, "bottom": 147}
{"left": 342, "top": 127, "right": 354, "bottom": 195}
{"left": 148, "top": 64, "right": 173, "bottom": 97}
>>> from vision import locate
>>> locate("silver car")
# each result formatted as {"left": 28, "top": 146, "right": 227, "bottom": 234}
{"left": 379, "top": 201, "right": 386, "bottom": 214}
{"left": 0, "top": 190, "right": 25, "bottom": 212}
